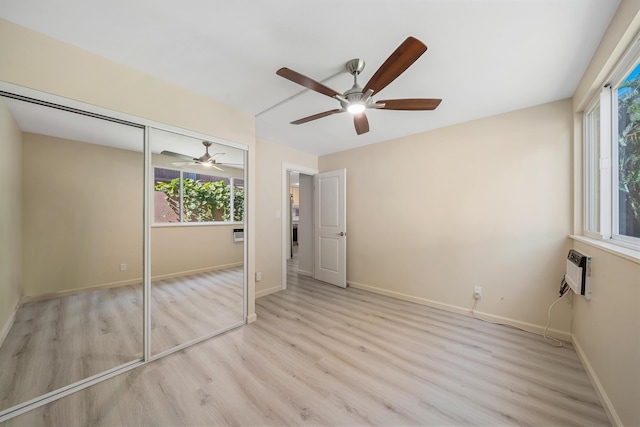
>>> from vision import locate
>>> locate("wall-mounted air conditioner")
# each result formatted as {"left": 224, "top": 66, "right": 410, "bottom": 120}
{"left": 565, "top": 249, "right": 591, "bottom": 300}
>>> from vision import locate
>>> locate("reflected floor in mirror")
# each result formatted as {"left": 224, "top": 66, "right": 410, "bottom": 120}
{"left": 4, "top": 258, "right": 609, "bottom": 426}
{"left": 151, "top": 266, "right": 244, "bottom": 355}
{"left": 0, "top": 284, "right": 143, "bottom": 412}
{"left": 0, "top": 266, "right": 243, "bottom": 413}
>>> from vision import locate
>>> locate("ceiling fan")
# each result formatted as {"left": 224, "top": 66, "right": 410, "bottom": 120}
{"left": 161, "top": 141, "right": 240, "bottom": 171}
{"left": 276, "top": 36, "right": 442, "bottom": 135}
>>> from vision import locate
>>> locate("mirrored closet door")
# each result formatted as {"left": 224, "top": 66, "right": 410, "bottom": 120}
{"left": 0, "top": 94, "right": 145, "bottom": 412}
{"left": 149, "top": 128, "right": 246, "bottom": 356}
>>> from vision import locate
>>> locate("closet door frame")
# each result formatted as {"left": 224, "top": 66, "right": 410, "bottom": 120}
{"left": 0, "top": 81, "right": 249, "bottom": 422}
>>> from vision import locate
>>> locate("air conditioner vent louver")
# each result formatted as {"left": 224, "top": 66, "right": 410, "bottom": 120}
{"left": 565, "top": 249, "right": 591, "bottom": 300}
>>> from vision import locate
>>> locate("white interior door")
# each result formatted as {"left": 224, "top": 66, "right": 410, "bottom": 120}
{"left": 314, "top": 169, "right": 346, "bottom": 288}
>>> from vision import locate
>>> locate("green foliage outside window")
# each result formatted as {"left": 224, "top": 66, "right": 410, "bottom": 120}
{"left": 618, "top": 66, "right": 640, "bottom": 237}
{"left": 155, "top": 177, "right": 244, "bottom": 222}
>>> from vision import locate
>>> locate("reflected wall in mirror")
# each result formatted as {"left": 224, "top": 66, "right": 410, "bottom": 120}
{"left": 0, "top": 95, "right": 144, "bottom": 412}
{"left": 149, "top": 128, "right": 245, "bottom": 355}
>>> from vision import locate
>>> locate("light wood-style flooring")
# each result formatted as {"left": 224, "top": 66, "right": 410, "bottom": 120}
{"left": 0, "top": 267, "right": 243, "bottom": 414}
{"left": 4, "top": 259, "right": 609, "bottom": 426}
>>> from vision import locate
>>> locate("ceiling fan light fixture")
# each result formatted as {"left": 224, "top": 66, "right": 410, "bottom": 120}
{"left": 277, "top": 37, "right": 440, "bottom": 135}
{"left": 347, "top": 103, "right": 365, "bottom": 114}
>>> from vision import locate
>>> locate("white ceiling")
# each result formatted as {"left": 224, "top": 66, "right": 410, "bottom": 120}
{"left": 4, "top": 97, "right": 246, "bottom": 170}
{"left": 0, "top": 0, "right": 620, "bottom": 156}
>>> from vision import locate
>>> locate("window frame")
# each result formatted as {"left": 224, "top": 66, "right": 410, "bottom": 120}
{"left": 584, "top": 37, "right": 640, "bottom": 250}
{"left": 152, "top": 165, "right": 245, "bottom": 226}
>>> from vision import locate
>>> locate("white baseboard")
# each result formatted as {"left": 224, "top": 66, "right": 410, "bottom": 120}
{"left": 256, "top": 286, "right": 282, "bottom": 299}
{"left": 297, "top": 269, "right": 313, "bottom": 277}
{"left": 22, "top": 262, "right": 244, "bottom": 303}
{"left": 247, "top": 313, "right": 257, "bottom": 323}
{"left": 347, "top": 280, "right": 571, "bottom": 342}
{"left": 0, "top": 300, "right": 20, "bottom": 349}
{"left": 572, "top": 334, "right": 622, "bottom": 427}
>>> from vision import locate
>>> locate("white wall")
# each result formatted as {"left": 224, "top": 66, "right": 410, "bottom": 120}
{"left": 320, "top": 99, "right": 574, "bottom": 338}
{"left": 298, "top": 174, "right": 314, "bottom": 275}
{"left": 19, "top": 133, "right": 244, "bottom": 298}
{"left": 21, "top": 133, "right": 143, "bottom": 297}
{"left": 255, "top": 138, "right": 317, "bottom": 297}
{"left": 0, "top": 98, "right": 22, "bottom": 343}
{"left": 571, "top": 241, "right": 640, "bottom": 427}
{"left": 0, "top": 18, "right": 257, "bottom": 318}
{"left": 570, "top": 2, "right": 640, "bottom": 425}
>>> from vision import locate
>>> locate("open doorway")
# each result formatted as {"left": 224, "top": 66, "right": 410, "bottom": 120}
{"left": 288, "top": 172, "right": 314, "bottom": 276}
{"left": 281, "top": 164, "right": 347, "bottom": 290}
{"left": 281, "top": 163, "right": 318, "bottom": 291}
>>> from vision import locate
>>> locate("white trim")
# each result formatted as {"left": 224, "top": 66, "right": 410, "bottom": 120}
{"left": 144, "top": 125, "right": 152, "bottom": 362}
{"left": 149, "top": 320, "right": 245, "bottom": 361}
{"left": 0, "top": 81, "right": 250, "bottom": 422}
{"left": 347, "top": 280, "right": 572, "bottom": 342}
{"left": 572, "top": 334, "right": 623, "bottom": 427}
{"left": 570, "top": 235, "right": 640, "bottom": 264}
{"left": 0, "top": 82, "right": 249, "bottom": 152}
{"left": 0, "top": 300, "right": 20, "bottom": 349}
{"left": 583, "top": 99, "right": 600, "bottom": 236}
{"left": 256, "top": 286, "right": 283, "bottom": 299}
{"left": 243, "top": 150, "right": 248, "bottom": 323}
{"left": 19, "top": 263, "right": 244, "bottom": 304}
{"left": 600, "top": 87, "right": 613, "bottom": 239}
{"left": 152, "top": 165, "right": 245, "bottom": 226}
{"left": 152, "top": 221, "right": 245, "bottom": 228}
{"left": 281, "top": 163, "right": 319, "bottom": 292}
{"left": 297, "top": 269, "right": 313, "bottom": 277}
{"left": 0, "top": 359, "right": 143, "bottom": 423}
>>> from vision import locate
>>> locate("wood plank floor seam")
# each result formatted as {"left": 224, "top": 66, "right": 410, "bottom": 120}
{"left": 2, "top": 256, "right": 610, "bottom": 426}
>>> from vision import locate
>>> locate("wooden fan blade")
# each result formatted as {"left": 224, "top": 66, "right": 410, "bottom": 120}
{"left": 363, "top": 36, "right": 427, "bottom": 95}
{"left": 378, "top": 98, "right": 442, "bottom": 110}
{"left": 277, "top": 68, "right": 341, "bottom": 99}
{"left": 161, "top": 150, "right": 196, "bottom": 161}
{"left": 291, "top": 109, "right": 343, "bottom": 125}
{"left": 354, "top": 113, "right": 369, "bottom": 135}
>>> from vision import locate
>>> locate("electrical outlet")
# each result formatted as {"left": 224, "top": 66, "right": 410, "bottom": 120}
{"left": 120, "top": 263, "right": 126, "bottom": 271}
{"left": 473, "top": 286, "right": 482, "bottom": 299}
{"left": 256, "top": 272, "right": 262, "bottom": 282}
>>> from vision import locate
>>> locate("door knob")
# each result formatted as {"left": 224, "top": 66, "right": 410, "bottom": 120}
{"left": 337, "top": 231, "right": 346, "bottom": 236}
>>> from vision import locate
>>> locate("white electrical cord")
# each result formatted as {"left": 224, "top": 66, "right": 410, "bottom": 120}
{"left": 543, "top": 291, "right": 569, "bottom": 347}
{"left": 471, "top": 289, "right": 570, "bottom": 348}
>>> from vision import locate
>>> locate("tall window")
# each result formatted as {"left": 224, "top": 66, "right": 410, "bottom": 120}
{"left": 584, "top": 42, "right": 640, "bottom": 248}
{"left": 153, "top": 167, "right": 244, "bottom": 224}
{"left": 616, "top": 63, "right": 640, "bottom": 239}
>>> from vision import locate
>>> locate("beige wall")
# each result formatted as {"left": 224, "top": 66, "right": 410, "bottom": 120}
{"left": 570, "top": 2, "right": 640, "bottom": 426}
{"left": 22, "top": 133, "right": 143, "bottom": 296}
{"left": 151, "top": 226, "right": 243, "bottom": 278}
{"left": 571, "top": 242, "right": 640, "bottom": 427}
{"left": 320, "top": 99, "right": 574, "bottom": 337}
{"left": 0, "top": 98, "right": 22, "bottom": 339}
{"left": 255, "top": 138, "right": 317, "bottom": 297}
{"left": 21, "top": 133, "right": 243, "bottom": 297}
{"left": 0, "top": 18, "right": 256, "bottom": 316}
{"left": 298, "top": 174, "right": 314, "bottom": 275}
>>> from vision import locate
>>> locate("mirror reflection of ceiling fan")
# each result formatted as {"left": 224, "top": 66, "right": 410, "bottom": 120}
{"left": 276, "top": 36, "right": 442, "bottom": 135}
{"left": 161, "top": 141, "right": 242, "bottom": 171}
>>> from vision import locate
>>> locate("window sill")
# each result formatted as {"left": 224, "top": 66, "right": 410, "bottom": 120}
{"left": 569, "top": 235, "right": 640, "bottom": 265}
{"left": 152, "top": 222, "right": 244, "bottom": 228}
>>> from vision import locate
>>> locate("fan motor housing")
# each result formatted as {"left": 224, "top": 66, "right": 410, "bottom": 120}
{"left": 346, "top": 58, "right": 365, "bottom": 75}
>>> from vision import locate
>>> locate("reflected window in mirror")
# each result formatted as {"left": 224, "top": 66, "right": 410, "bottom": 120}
{"left": 154, "top": 167, "right": 244, "bottom": 224}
